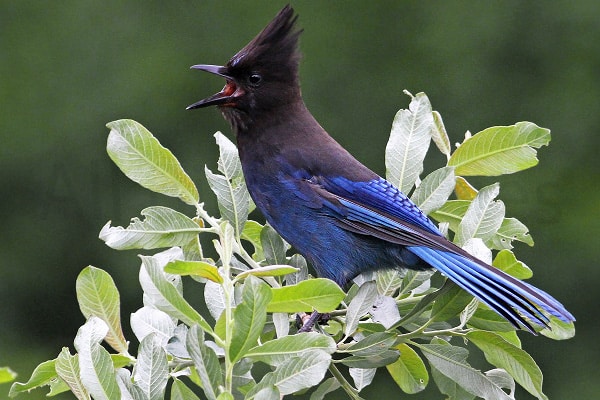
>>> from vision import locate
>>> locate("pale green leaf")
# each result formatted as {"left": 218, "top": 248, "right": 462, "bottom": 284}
{"left": 386, "top": 344, "right": 428, "bottom": 394}
{"left": 431, "top": 110, "right": 451, "bottom": 158}
{"left": 467, "top": 331, "right": 547, "bottom": 400}
{"left": 345, "top": 281, "right": 378, "bottom": 336}
{"left": 385, "top": 92, "right": 434, "bottom": 193}
{"left": 100, "top": 206, "right": 201, "bottom": 250}
{"left": 448, "top": 122, "right": 551, "bottom": 176}
{"left": 242, "top": 220, "right": 265, "bottom": 259}
{"left": 456, "top": 183, "right": 505, "bottom": 246}
{"left": 186, "top": 325, "right": 223, "bottom": 400}
{"left": 74, "top": 317, "right": 121, "bottom": 400}
{"left": 247, "top": 350, "right": 331, "bottom": 397}
{"left": 410, "top": 166, "right": 456, "bottom": 214}
{"left": 139, "top": 250, "right": 212, "bottom": 334}
{"left": 76, "top": 266, "right": 128, "bottom": 353}
{"left": 246, "top": 332, "right": 336, "bottom": 366}
{"left": 349, "top": 368, "right": 376, "bottom": 391}
{"left": 376, "top": 269, "right": 404, "bottom": 296}
{"left": 130, "top": 307, "right": 176, "bottom": 347}
{"left": 468, "top": 308, "right": 516, "bottom": 332}
{"left": 134, "top": 334, "right": 168, "bottom": 400}
{"left": 205, "top": 166, "right": 250, "bottom": 238}
{"left": 261, "top": 225, "right": 287, "bottom": 265}
{"left": 56, "top": 348, "right": 89, "bottom": 400}
{"left": 419, "top": 343, "right": 512, "bottom": 400}
{"left": 267, "top": 278, "right": 345, "bottom": 313}
{"left": 487, "top": 217, "right": 534, "bottom": 250}
{"left": 106, "top": 119, "right": 199, "bottom": 205}
{"left": 230, "top": 276, "right": 272, "bottom": 362}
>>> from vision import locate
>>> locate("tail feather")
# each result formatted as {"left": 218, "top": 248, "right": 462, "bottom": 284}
{"left": 409, "top": 246, "right": 574, "bottom": 333}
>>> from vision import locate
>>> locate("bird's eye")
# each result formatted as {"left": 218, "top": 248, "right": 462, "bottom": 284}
{"left": 248, "top": 73, "right": 263, "bottom": 86}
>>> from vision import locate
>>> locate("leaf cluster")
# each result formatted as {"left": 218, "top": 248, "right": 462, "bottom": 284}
{"left": 9, "top": 93, "right": 573, "bottom": 400}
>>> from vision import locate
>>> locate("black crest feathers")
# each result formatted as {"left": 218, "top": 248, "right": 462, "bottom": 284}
{"left": 228, "top": 5, "right": 302, "bottom": 78}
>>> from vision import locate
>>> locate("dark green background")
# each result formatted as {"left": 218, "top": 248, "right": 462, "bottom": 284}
{"left": 1, "top": 1, "right": 598, "bottom": 399}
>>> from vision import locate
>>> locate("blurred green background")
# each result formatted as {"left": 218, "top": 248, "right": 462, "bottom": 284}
{"left": 1, "top": 1, "right": 598, "bottom": 399}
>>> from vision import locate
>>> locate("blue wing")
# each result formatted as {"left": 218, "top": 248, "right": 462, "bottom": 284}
{"left": 309, "top": 175, "right": 574, "bottom": 332}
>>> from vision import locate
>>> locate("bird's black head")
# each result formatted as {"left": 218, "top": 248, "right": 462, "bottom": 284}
{"left": 187, "top": 5, "right": 303, "bottom": 132}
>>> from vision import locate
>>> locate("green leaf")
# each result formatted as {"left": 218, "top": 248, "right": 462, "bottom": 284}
{"left": 106, "top": 119, "right": 199, "bottom": 205}
{"left": 430, "top": 281, "right": 473, "bottom": 322}
{"left": 455, "top": 183, "right": 505, "bottom": 246}
{"left": 267, "top": 278, "right": 345, "bottom": 313}
{"left": 171, "top": 379, "right": 202, "bottom": 400}
{"left": 0, "top": 367, "right": 17, "bottom": 384}
{"left": 345, "top": 281, "right": 378, "bottom": 336}
{"left": 487, "top": 217, "right": 534, "bottom": 250}
{"left": 100, "top": 206, "right": 201, "bottom": 250}
{"left": 540, "top": 317, "right": 576, "bottom": 340}
{"left": 430, "top": 200, "right": 470, "bottom": 231}
{"left": 468, "top": 308, "right": 516, "bottom": 332}
{"left": 386, "top": 344, "right": 428, "bottom": 394}
{"left": 139, "top": 250, "right": 213, "bottom": 334}
{"left": 309, "top": 377, "right": 341, "bottom": 400}
{"left": 467, "top": 330, "right": 548, "bottom": 400}
{"left": 76, "top": 266, "right": 128, "bottom": 353}
{"left": 165, "top": 260, "right": 223, "bottom": 283}
{"left": 338, "top": 332, "right": 397, "bottom": 356}
{"left": 431, "top": 110, "right": 451, "bottom": 158}
{"left": 419, "top": 343, "right": 512, "bottom": 400}
{"left": 247, "top": 350, "right": 331, "bottom": 397}
{"left": 236, "top": 265, "right": 299, "bottom": 281}
{"left": 492, "top": 249, "right": 533, "bottom": 279}
{"left": 385, "top": 91, "right": 434, "bottom": 193}
{"left": 339, "top": 350, "right": 399, "bottom": 369}
{"left": 74, "top": 317, "right": 121, "bottom": 400}
{"left": 260, "top": 225, "right": 287, "bottom": 265}
{"left": 246, "top": 332, "right": 336, "bottom": 366}
{"left": 186, "top": 325, "right": 223, "bottom": 400}
{"left": 134, "top": 334, "right": 168, "bottom": 400}
{"left": 55, "top": 348, "right": 88, "bottom": 400}
{"left": 230, "top": 276, "right": 272, "bottom": 363}
{"left": 454, "top": 177, "right": 478, "bottom": 200}
{"left": 448, "top": 122, "right": 551, "bottom": 176}
{"left": 410, "top": 166, "right": 456, "bottom": 214}
{"left": 242, "top": 220, "right": 265, "bottom": 259}
{"left": 9, "top": 359, "right": 57, "bottom": 397}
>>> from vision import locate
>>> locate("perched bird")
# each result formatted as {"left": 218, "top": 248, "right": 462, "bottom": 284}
{"left": 187, "top": 5, "right": 574, "bottom": 332}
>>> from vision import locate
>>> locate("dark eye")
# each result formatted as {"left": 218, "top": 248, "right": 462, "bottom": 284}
{"left": 248, "top": 73, "right": 263, "bottom": 86}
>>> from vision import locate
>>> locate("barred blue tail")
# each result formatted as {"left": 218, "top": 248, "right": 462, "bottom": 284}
{"left": 409, "top": 246, "right": 575, "bottom": 333}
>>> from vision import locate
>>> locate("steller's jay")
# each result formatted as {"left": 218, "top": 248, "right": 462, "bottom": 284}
{"left": 187, "top": 5, "right": 574, "bottom": 333}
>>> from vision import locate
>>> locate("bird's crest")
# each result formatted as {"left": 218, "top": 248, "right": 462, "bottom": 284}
{"left": 228, "top": 5, "right": 302, "bottom": 79}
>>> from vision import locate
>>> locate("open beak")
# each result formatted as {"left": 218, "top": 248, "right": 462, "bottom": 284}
{"left": 187, "top": 64, "right": 243, "bottom": 110}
